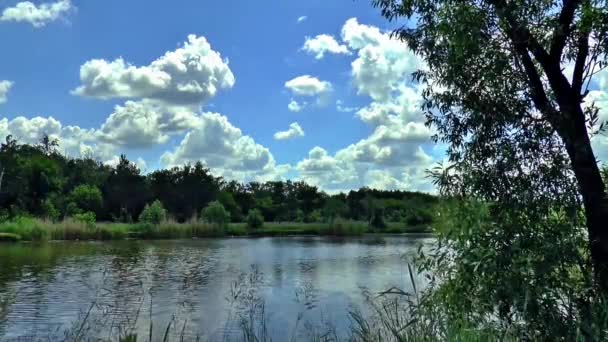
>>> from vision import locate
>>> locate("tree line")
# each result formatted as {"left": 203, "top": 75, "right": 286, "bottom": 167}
{"left": 0, "top": 135, "right": 437, "bottom": 227}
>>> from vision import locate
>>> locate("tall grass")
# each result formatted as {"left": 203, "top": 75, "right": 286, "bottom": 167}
{"left": 0, "top": 217, "right": 429, "bottom": 242}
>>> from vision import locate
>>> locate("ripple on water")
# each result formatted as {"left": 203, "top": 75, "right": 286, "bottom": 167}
{"left": 0, "top": 236, "right": 430, "bottom": 341}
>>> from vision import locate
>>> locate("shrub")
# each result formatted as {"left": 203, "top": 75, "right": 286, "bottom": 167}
{"left": 246, "top": 209, "right": 264, "bottom": 230}
{"left": 69, "top": 184, "right": 103, "bottom": 214}
{"left": 371, "top": 210, "right": 387, "bottom": 230}
{"left": 201, "top": 201, "right": 230, "bottom": 228}
{"left": 305, "top": 210, "right": 323, "bottom": 223}
{"left": 41, "top": 198, "right": 60, "bottom": 222}
{"left": 139, "top": 200, "right": 166, "bottom": 225}
{"left": 73, "top": 211, "right": 96, "bottom": 228}
{"left": 66, "top": 202, "right": 82, "bottom": 216}
{"left": 0, "top": 217, "right": 48, "bottom": 241}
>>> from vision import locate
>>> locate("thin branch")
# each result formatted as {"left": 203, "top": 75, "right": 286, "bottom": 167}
{"left": 572, "top": 33, "right": 591, "bottom": 96}
{"left": 549, "top": 0, "right": 582, "bottom": 60}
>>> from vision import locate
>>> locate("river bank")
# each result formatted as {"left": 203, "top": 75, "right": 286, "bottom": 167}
{"left": 0, "top": 217, "right": 431, "bottom": 242}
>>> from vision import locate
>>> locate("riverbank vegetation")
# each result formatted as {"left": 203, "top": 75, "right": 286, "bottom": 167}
{"left": 364, "top": 0, "right": 608, "bottom": 340}
{"left": 0, "top": 138, "right": 437, "bottom": 241}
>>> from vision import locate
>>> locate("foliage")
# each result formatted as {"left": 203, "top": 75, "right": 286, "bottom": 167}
{"left": 367, "top": 0, "right": 608, "bottom": 338}
{"left": 138, "top": 200, "right": 167, "bottom": 225}
{"left": 200, "top": 201, "right": 230, "bottom": 228}
{"left": 0, "top": 217, "right": 48, "bottom": 241}
{"left": 41, "top": 198, "right": 60, "bottom": 222}
{"left": 372, "top": 0, "right": 608, "bottom": 283}
{"left": 0, "top": 139, "right": 439, "bottom": 231}
{"left": 246, "top": 209, "right": 264, "bottom": 230}
{"left": 306, "top": 209, "right": 323, "bottom": 223}
{"left": 68, "top": 184, "right": 103, "bottom": 215}
{"left": 322, "top": 197, "right": 348, "bottom": 224}
{"left": 73, "top": 211, "right": 96, "bottom": 228}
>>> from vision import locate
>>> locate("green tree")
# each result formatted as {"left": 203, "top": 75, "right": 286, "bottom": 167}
{"left": 201, "top": 201, "right": 230, "bottom": 228}
{"left": 246, "top": 209, "right": 264, "bottom": 230}
{"left": 322, "top": 197, "right": 348, "bottom": 224}
{"left": 139, "top": 200, "right": 166, "bottom": 225}
{"left": 217, "top": 191, "right": 242, "bottom": 222}
{"left": 372, "top": 0, "right": 608, "bottom": 289}
{"left": 41, "top": 198, "right": 59, "bottom": 222}
{"left": 68, "top": 184, "right": 103, "bottom": 215}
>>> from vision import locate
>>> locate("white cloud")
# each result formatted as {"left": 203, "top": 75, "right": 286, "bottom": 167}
{"left": 97, "top": 100, "right": 201, "bottom": 148}
{"left": 0, "top": 0, "right": 72, "bottom": 27}
{"left": 274, "top": 122, "right": 304, "bottom": 140}
{"left": 288, "top": 99, "right": 304, "bottom": 112}
{"left": 73, "top": 34, "right": 235, "bottom": 105}
{"left": 295, "top": 119, "right": 434, "bottom": 192}
{"left": 285, "top": 75, "right": 332, "bottom": 107}
{"left": 587, "top": 86, "right": 608, "bottom": 164}
{"left": 285, "top": 75, "right": 332, "bottom": 97}
{"left": 0, "top": 116, "right": 114, "bottom": 160}
{"left": 336, "top": 100, "right": 358, "bottom": 113}
{"left": 302, "top": 34, "right": 349, "bottom": 59}
{"left": 161, "top": 112, "right": 281, "bottom": 182}
{"left": 297, "top": 16, "right": 307, "bottom": 23}
{"left": 341, "top": 18, "right": 422, "bottom": 102}
{"left": 0, "top": 80, "right": 13, "bottom": 104}
{"left": 290, "top": 18, "right": 435, "bottom": 192}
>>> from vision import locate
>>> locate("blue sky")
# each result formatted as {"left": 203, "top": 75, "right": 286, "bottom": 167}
{"left": 6, "top": 0, "right": 606, "bottom": 193}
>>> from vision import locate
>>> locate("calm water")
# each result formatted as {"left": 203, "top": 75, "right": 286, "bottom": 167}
{"left": 0, "top": 236, "right": 431, "bottom": 341}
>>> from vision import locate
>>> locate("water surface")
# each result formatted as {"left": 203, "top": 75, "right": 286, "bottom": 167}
{"left": 0, "top": 235, "right": 430, "bottom": 341}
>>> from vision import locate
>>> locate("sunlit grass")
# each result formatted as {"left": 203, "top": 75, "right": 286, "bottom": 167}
{"left": 0, "top": 217, "right": 431, "bottom": 242}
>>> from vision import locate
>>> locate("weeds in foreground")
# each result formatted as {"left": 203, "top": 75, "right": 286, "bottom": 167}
{"left": 52, "top": 262, "right": 536, "bottom": 342}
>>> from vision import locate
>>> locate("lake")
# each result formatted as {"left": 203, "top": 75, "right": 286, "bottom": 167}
{"left": 0, "top": 235, "right": 431, "bottom": 341}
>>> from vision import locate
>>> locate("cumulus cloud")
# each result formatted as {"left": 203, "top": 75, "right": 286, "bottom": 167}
{"left": 161, "top": 112, "right": 282, "bottom": 181}
{"left": 0, "top": 116, "right": 114, "bottom": 160}
{"left": 288, "top": 99, "right": 304, "bottom": 112}
{"left": 341, "top": 18, "right": 422, "bottom": 102}
{"left": 290, "top": 18, "right": 435, "bottom": 192}
{"left": 285, "top": 75, "right": 332, "bottom": 107}
{"left": 274, "top": 122, "right": 304, "bottom": 140}
{"left": 285, "top": 75, "right": 332, "bottom": 96}
{"left": 0, "top": 0, "right": 72, "bottom": 27}
{"left": 97, "top": 100, "right": 201, "bottom": 148}
{"left": 302, "top": 34, "right": 349, "bottom": 59}
{"left": 73, "top": 35, "right": 235, "bottom": 105}
{"left": 0, "top": 80, "right": 13, "bottom": 104}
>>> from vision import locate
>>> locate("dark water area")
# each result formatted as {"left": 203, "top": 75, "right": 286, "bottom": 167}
{"left": 0, "top": 235, "right": 432, "bottom": 341}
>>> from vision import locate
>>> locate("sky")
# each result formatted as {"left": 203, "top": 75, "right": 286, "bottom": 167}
{"left": 0, "top": 0, "right": 606, "bottom": 194}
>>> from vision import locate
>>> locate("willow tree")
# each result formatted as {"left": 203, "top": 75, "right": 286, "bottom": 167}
{"left": 372, "top": 0, "right": 608, "bottom": 287}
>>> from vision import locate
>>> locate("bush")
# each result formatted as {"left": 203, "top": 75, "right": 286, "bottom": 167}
{"left": 246, "top": 209, "right": 264, "bottom": 230}
{"left": 404, "top": 208, "right": 433, "bottom": 226}
{"left": 305, "top": 210, "right": 323, "bottom": 223}
{"left": 68, "top": 184, "right": 103, "bottom": 214}
{"left": 371, "top": 211, "right": 387, "bottom": 230}
{"left": 201, "top": 201, "right": 230, "bottom": 228}
{"left": 139, "top": 200, "right": 166, "bottom": 225}
{"left": 41, "top": 199, "right": 60, "bottom": 222}
{"left": 0, "top": 217, "right": 48, "bottom": 241}
{"left": 73, "top": 211, "right": 96, "bottom": 228}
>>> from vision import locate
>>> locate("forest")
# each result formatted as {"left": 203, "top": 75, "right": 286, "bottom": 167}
{"left": 0, "top": 134, "right": 437, "bottom": 241}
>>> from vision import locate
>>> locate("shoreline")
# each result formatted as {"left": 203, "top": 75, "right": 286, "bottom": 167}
{"left": 0, "top": 219, "right": 432, "bottom": 242}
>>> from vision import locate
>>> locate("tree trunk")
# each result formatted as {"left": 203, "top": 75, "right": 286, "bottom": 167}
{"left": 559, "top": 103, "right": 608, "bottom": 291}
